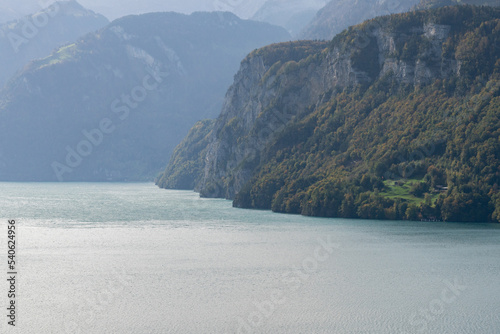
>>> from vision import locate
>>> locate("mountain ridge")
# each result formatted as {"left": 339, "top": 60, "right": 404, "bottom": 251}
{"left": 0, "top": 0, "right": 109, "bottom": 88}
{"left": 0, "top": 11, "right": 290, "bottom": 181}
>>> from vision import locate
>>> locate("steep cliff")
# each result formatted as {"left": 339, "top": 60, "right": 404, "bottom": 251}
{"left": 198, "top": 8, "right": 473, "bottom": 198}
{"left": 197, "top": 41, "right": 331, "bottom": 198}
{"left": 161, "top": 6, "right": 500, "bottom": 222}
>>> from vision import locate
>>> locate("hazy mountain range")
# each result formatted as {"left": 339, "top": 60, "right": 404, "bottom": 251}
{"left": 0, "top": 11, "right": 289, "bottom": 181}
{"left": 0, "top": 0, "right": 108, "bottom": 88}
{"left": 0, "top": 0, "right": 269, "bottom": 23}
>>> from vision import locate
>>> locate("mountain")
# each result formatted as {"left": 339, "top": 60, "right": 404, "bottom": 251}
{"left": 251, "top": 0, "right": 327, "bottom": 37}
{"left": 0, "top": 0, "right": 269, "bottom": 23}
{"left": 73, "top": 0, "right": 268, "bottom": 21}
{"left": 0, "top": 0, "right": 109, "bottom": 88}
{"left": 300, "top": 0, "right": 420, "bottom": 40}
{"left": 0, "top": 11, "right": 290, "bottom": 182}
{"left": 159, "top": 6, "right": 500, "bottom": 223}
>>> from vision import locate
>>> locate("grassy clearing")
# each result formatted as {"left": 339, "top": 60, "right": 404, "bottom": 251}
{"left": 380, "top": 179, "right": 440, "bottom": 205}
{"left": 37, "top": 44, "right": 77, "bottom": 69}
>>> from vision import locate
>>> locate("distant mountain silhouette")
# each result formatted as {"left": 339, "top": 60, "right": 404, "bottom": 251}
{"left": 0, "top": 0, "right": 109, "bottom": 87}
{"left": 0, "top": 11, "right": 290, "bottom": 181}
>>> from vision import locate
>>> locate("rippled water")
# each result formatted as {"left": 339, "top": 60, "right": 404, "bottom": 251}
{"left": 0, "top": 183, "right": 499, "bottom": 333}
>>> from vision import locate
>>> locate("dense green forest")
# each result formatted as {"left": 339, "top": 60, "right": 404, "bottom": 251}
{"left": 162, "top": 6, "right": 500, "bottom": 223}
{"left": 234, "top": 6, "right": 500, "bottom": 222}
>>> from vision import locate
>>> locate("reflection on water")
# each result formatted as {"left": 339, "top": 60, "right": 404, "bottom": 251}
{"left": 0, "top": 183, "right": 499, "bottom": 333}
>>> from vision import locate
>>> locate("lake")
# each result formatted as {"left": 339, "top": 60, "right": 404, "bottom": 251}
{"left": 0, "top": 183, "right": 499, "bottom": 333}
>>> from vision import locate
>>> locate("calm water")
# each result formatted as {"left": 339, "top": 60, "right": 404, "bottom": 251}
{"left": 0, "top": 183, "right": 499, "bottom": 333}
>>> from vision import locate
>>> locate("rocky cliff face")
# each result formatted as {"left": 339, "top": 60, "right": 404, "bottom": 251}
{"left": 196, "top": 12, "right": 466, "bottom": 199}
{"left": 198, "top": 41, "right": 330, "bottom": 197}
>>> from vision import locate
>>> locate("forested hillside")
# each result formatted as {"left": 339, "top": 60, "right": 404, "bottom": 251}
{"left": 160, "top": 6, "right": 500, "bottom": 222}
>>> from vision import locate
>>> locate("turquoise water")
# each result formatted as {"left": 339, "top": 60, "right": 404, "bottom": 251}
{"left": 0, "top": 183, "right": 499, "bottom": 333}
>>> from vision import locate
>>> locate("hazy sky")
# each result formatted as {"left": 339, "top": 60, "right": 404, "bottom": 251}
{"left": 0, "top": 0, "right": 270, "bottom": 22}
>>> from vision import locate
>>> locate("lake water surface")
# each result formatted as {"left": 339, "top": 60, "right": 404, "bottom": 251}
{"left": 0, "top": 183, "right": 499, "bottom": 333}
